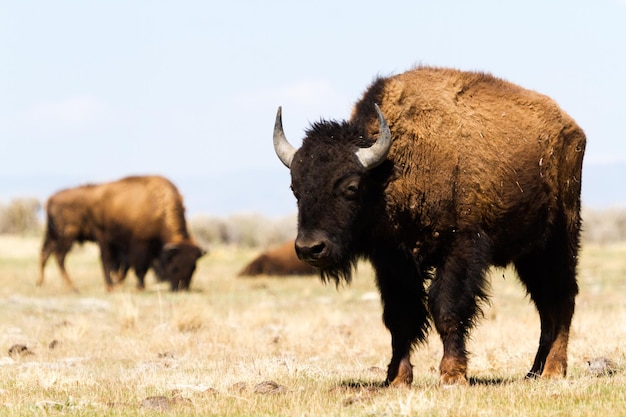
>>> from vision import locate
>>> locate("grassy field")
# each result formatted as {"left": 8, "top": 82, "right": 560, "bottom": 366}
{"left": 0, "top": 235, "right": 625, "bottom": 416}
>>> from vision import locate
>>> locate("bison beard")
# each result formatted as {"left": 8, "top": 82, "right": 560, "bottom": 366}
{"left": 273, "top": 66, "right": 585, "bottom": 387}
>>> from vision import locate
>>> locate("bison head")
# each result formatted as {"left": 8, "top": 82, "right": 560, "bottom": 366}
{"left": 273, "top": 105, "right": 392, "bottom": 284}
{"left": 160, "top": 242, "right": 206, "bottom": 291}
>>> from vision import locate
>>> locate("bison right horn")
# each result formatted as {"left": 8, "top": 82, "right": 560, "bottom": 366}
{"left": 273, "top": 107, "right": 297, "bottom": 168}
{"left": 355, "top": 103, "right": 392, "bottom": 169}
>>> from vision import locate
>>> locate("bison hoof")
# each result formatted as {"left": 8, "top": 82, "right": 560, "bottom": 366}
{"left": 387, "top": 358, "right": 413, "bottom": 387}
{"left": 440, "top": 372, "right": 468, "bottom": 386}
{"left": 388, "top": 377, "right": 412, "bottom": 388}
{"left": 541, "top": 366, "right": 567, "bottom": 379}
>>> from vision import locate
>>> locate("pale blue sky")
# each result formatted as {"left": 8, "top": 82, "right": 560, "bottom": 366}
{"left": 1, "top": 1, "right": 625, "bottom": 215}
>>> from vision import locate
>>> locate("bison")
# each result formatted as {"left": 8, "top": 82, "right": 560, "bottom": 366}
{"left": 238, "top": 241, "right": 317, "bottom": 277}
{"left": 273, "top": 66, "right": 585, "bottom": 386}
{"left": 38, "top": 175, "right": 205, "bottom": 292}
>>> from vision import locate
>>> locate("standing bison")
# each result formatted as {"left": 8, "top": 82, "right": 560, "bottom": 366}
{"left": 273, "top": 66, "right": 585, "bottom": 386}
{"left": 39, "top": 175, "right": 205, "bottom": 292}
{"left": 238, "top": 241, "right": 317, "bottom": 277}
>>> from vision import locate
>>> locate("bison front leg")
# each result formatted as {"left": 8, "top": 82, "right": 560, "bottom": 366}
{"left": 428, "top": 235, "right": 491, "bottom": 385}
{"left": 134, "top": 265, "right": 149, "bottom": 291}
{"left": 129, "top": 243, "right": 151, "bottom": 290}
{"left": 98, "top": 243, "right": 117, "bottom": 292}
{"left": 372, "top": 246, "right": 429, "bottom": 387}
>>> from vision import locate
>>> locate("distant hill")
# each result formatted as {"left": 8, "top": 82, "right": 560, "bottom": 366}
{"left": 1, "top": 162, "right": 624, "bottom": 217}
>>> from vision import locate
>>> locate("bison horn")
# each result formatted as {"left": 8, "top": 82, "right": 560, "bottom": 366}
{"left": 273, "top": 107, "right": 297, "bottom": 168}
{"left": 355, "top": 104, "right": 392, "bottom": 169}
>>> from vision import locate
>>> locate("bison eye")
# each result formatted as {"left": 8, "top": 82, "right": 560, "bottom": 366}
{"left": 345, "top": 184, "right": 358, "bottom": 200}
{"left": 339, "top": 176, "right": 360, "bottom": 200}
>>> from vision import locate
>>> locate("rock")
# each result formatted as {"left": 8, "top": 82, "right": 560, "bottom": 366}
{"left": 229, "top": 382, "right": 248, "bottom": 393}
{"left": 8, "top": 344, "right": 33, "bottom": 357}
{"left": 141, "top": 396, "right": 171, "bottom": 411}
{"left": 253, "top": 380, "right": 288, "bottom": 394}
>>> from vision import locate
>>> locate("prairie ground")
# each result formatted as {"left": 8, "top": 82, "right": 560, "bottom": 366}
{"left": 0, "top": 235, "right": 625, "bottom": 416}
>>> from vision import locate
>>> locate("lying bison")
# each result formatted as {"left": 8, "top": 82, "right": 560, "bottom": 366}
{"left": 238, "top": 241, "right": 317, "bottom": 277}
{"left": 273, "top": 66, "right": 586, "bottom": 386}
{"left": 39, "top": 175, "right": 205, "bottom": 292}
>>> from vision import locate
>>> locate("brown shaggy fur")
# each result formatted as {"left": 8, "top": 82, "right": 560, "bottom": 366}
{"left": 355, "top": 67, "right": 584, "bottom": 245}
{"left": 238, "top": 241, "right": 317, "bottom": 277}
{"left": 39, "top": 175, "right": 204, "bottom": 292}
{"left": 280, "top": 66, "right": 585, "bottom": 387}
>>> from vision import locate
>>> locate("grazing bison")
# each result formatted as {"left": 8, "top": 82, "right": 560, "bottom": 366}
{"left": 39, "top": 175, "right": 205, "bottom": 292}
{"left": 273, "top": 66, "right": 585, "bottom": 386}
{"left": 238, "top": 241, "right": 317, "bottom": 277}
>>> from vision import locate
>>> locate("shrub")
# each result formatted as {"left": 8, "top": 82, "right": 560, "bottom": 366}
{"left": 581, "top": 208, "right": 626, "bottom": 244}
{"left": 0, "top": 198, "right": 42, "bottom": 235}
{"left": 189, "top": 213, "right": 297, "bottom": 248}
{"left": 188, "top": 215, "right": 231, "bottom": 246}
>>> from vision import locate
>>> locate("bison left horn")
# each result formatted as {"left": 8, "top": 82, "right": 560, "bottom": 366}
{"left": 355, "top": 103, "right": 392, "bottom": 169}
{"left": 273, "top": 107, "right": 297, "bottom": 168}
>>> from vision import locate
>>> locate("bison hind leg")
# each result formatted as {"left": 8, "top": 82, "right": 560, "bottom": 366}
{"left": 514, "top": 219, "right": 579, "bottom": 379}
{"left": 39, "top": 236, "right": 78, "bottom": 292}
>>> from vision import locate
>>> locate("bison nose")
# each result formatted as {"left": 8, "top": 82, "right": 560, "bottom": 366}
{"left": 295, "top": 234, "right": 329, "bottom": 264}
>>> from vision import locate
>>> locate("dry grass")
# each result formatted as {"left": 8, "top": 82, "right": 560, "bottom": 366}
{"left": 0, "top": 236, "right": 625, "bottom": 416}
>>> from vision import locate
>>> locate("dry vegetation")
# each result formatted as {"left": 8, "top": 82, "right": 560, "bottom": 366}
{"left": 0, "top": 199, "right": 41, "bottom": 236}
{"left": 3, "top": 197, "right": 626, "bottom": 247}
{"left": 0, "top": 232, "right": 625, "bottom": 416}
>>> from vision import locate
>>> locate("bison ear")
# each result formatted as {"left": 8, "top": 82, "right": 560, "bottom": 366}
{"left": 163, "top": 242, "right": 206, "bottom": 260}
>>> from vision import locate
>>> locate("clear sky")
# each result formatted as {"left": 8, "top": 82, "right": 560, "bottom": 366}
{"left": 1, "top": 1, "right": 625, "bottom": 215}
